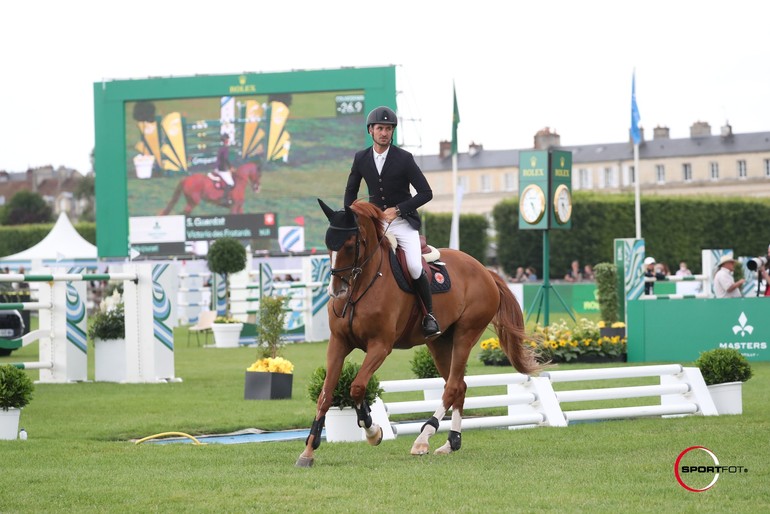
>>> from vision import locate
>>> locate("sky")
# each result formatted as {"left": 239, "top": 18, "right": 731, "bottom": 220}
{"left": 2, "top": 0, "right": 769, "bottom": 174}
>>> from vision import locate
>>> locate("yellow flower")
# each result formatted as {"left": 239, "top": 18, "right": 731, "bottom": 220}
{"left": 247, "top": 357, "right": 294, "bottom": 374}
{"left": 611, "top": 322, "right": 626, "bottom": 328}
{"left": 597, "top": 321, "right": 606, "bottom": 328}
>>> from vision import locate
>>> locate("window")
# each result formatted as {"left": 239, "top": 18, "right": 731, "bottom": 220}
{"left": 503, "top": 172, "right": 516, "bottom": 191}
{"left": 737, "top": 160, "right": 747, "bottom": 179}
{"left": 603, "top": 167, "right": 615, "bottom": 188}
{"left": 764, "top": 159, "right": 770, "bottom": 178}
{"left": 710, "top": 162, "right": 719, "bottom": 180}
{"left": 655, "top": 164, "right": 665, "bottom": 184}
{"left": 458, "top": 175, "right": 469, "bottom": 193}
{"left": 624, "top": 165, "right": 634, "bottom": 187}
{"left": 480, "top": 174, "right": 491, "bottom": 192}
{"left": 682, "top": 163, "right": 692, "bottom": 182}
{"left": 578, "top": 168, "right": 591, "bottom": 189}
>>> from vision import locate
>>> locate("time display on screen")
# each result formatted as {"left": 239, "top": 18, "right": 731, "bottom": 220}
{"left": 336, "top": 94, "right": 365, "bottom": 115}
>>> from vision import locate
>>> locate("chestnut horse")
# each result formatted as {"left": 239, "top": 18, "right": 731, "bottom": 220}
{"left": 160, "top": 161, "right": 261, "bottom": 215}
{"left": 296, "top": 199, "right": 539, "bottom": 467}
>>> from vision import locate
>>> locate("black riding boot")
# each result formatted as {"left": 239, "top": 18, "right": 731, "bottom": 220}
{"left": 414, "top": 271, "right": 441, "bottom": 337}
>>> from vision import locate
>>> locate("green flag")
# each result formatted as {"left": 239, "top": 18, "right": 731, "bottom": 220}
{"left": 451, "top": 82, "right": 460, "bottom": 155}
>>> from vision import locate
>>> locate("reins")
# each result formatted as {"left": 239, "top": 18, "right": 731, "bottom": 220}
{"left": 330, "top": 221, "right": 388, "bottom": 329}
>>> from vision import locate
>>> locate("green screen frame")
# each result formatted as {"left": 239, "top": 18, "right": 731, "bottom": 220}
{"left": 93, "top": 66, "right": 396, "bottom": 257}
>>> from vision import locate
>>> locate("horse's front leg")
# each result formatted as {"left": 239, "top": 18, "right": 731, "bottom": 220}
{"left": 351, "top": 344, "right": 390, "bottom": 446}
{"left": 296, "top": 344, "right": 348, "bottom": 468}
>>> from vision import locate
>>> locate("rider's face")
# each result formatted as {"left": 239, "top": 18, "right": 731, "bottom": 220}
{"left": 369, "top": 124, "right": 394, "bottom": 147}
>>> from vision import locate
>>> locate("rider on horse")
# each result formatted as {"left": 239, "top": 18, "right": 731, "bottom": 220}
{"left": 208, "top": 133, "right": 235, "bottom": 206}
{"left": 343, "top": 106, "right": 441, "bottom": 338}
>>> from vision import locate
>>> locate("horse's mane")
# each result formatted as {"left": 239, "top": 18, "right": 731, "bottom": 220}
{"left": 349, "top": 200, "right": 390, "bottom": 250}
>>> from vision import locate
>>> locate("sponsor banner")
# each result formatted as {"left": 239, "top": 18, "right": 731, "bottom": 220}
{"left": 278, "top": 226, "right": 304, "bottom": 252}
{"left": 628, "top": 297, "right": 769, "bottom": 362}
{"left": 129, "top": 215, "right": 186, "bottom": 244}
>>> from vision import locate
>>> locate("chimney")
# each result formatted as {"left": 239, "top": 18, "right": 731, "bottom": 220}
{"left": 468, "top": 141, "right": 483, "bottom": 156}
{"left": 534, "top": 127, "right": 561, "bottom": 150}
{"left": 721, "top": 121, "right": 733, "bottom": 138}
{"left": 690, "top": 121, "right": 712, "bottom": 138}
{"left": 653, "top": 126, "right": 670, "bottom": 140}
{"left": 439, "top": 140, "right": 452, "bottom": 159}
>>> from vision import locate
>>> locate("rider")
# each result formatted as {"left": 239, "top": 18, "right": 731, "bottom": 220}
{"left": 343, "top": 106, "right": 441, "bottom": 338}
{"left": 209, "top": 133, "right": 235, "bottom": 205}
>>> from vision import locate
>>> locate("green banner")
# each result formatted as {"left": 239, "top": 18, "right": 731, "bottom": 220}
{"left": 627, "top": 297, "right": 770, "bottom": 362}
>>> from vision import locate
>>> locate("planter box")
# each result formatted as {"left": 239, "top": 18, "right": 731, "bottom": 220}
{"left": 707, "top": 381, "right": 743, "bottom": 415}
{"left": 244, "top": 371, "right": 292, "bottom": 400}
{"left": 94, "top": 338, "right": 127, "bottom": 383}
{"left": 599, "top": 327, "right": 626, "bottom": 339}
{"left": 212, "top": 323, "right": 243, "bottom": 348}
{"left": 0, "top": 408, "right": 21, "bottom": 440}
{"left": 325, "top": 407, "right": 364, "bottom": 443}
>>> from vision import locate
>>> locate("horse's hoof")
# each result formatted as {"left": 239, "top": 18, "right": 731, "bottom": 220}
{"left": 295, "top": 455, "right": 314, "bottom": 468}
{"left": 366, "top": 426, "right": 383, "bottom": 446}
{"left": 410, "top": 442, "right": 429, "bottom": 456}
{"left": 434, "top": 441, "right": 453, "bottom": 455}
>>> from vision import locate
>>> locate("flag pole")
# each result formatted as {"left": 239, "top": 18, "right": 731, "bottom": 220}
{"left": 631, "top": 69, "right": 642, "bottom": 240}
{"left": 449, "top": 82, "right": 461, "bottom": 250}
{"left": 634, "top": 142, "right": 641, "bottom": 239}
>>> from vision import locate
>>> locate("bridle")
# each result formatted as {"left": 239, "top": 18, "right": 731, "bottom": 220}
{"left": 328, "top": 218, "right": 387, "bottom": 326}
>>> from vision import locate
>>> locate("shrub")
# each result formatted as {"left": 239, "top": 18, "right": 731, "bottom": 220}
{"left": 695, "top": 348, "right": 753, "bottom": 385}
{"left": 409, "top": 346, "right": 440, "bottom": 379}
{"left": 0, "top": 364, "right": 34, "bottom": 410}
{"left": 594, "top": 262, "right": 619, "bottom": 324}
{"left": 307, "top": 361, "right": 384, "bottom": 408}
{"left": 257, "top": 295, "right": 287, "bottom": 359}
{"left": 88, "top": 303, "right": 125, "bottom": 341}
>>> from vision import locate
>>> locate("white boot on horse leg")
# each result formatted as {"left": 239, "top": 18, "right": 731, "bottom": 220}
{"left": 411, "top": 407, "right": 446, "bottom": 455}
{"left": 363, "top": 423, "right": 383, "bottom": 446}
{"left": 435, "top": 410, "right": 462, "bottom": 455}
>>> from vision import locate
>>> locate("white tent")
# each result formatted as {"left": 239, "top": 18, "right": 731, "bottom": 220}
{"left": 1, "top": 212, "right": 97, "bottom": 266}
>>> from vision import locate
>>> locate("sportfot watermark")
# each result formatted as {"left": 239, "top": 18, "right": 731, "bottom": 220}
{"left": 674, "top": 446, "right": 748, "bottom": 492}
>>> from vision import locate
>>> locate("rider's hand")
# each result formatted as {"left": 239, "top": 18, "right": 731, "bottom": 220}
{"left": 383, "top": 207, "right": 398, "bottom": 222}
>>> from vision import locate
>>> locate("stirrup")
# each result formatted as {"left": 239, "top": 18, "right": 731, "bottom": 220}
{"left": 422, "top": 313, "right": 441, "bottom": 337}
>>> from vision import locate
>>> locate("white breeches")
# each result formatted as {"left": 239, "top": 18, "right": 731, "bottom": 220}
{"left": 217, "top": 170, "right": 234, "bottom": 186}
{"left": 383, "top": 217, "right": 422, "bottom": 279}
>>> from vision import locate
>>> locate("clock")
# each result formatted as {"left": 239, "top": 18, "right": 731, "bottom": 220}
{"left": 553, "top": 184, "right": 573, "bottom": 224}
{"left": 520, "top": 184, "right": 546, "bottom": 224}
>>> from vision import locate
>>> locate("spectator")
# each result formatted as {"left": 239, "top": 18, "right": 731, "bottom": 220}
{"left": 564, "top": 260, "right": 583, "bottom": 282}
{"left": 713, "top": 254, "right": 744, "bottom": 298}
{"left": 758, "top": 244, "right": 770, "bottom": 297}
{"left": 643, "top": 257, "right": 666, "bottom": 295}
{"left": 675, "top": 261, "right": 693, "bottom": 277}
{"left": 525, "top": 266, "right": 538, "bottom": 281}
{"left": 513, "top": 267, "right": 527, "bottom": 283}
{"left": 583, "top": 264, "right": 595, "bottom": 281}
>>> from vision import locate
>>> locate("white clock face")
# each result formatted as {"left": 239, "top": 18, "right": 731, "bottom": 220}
{"left": 554, "top": 184, "right": 572, "bottom": 224}
{"left": 520, "top": 185, "right": 546, "bottom": 224}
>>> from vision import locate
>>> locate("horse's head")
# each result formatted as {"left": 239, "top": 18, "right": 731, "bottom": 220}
{"left": 318, "top": 199, "right": 385, "bottom": 299}
{"left": 237, "top": 162, "right": 262, "bottom": 193}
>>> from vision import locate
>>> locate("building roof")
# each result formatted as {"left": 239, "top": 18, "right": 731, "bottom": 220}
{"left": 415, "top": 131, "right": 770, "bottom": 173}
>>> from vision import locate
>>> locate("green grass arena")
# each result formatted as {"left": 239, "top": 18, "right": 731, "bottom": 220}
{"left": 1, "top": 324, "right": 769, "bottom": 513}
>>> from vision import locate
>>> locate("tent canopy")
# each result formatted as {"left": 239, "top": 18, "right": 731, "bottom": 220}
{"left": 1, "top": 212, "right": 97, "bottom": 262}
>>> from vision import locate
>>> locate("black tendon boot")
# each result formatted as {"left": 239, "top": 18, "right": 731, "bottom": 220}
{"left": 414, "top": 271, "right": 441, "bottom": 337}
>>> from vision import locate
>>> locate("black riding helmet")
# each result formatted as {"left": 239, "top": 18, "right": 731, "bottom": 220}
{"left": 366, "top": 106, "right": 398, "bottom": 133}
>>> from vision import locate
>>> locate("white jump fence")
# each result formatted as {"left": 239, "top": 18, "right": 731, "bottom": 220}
{"left": 227, "top": 256, "right": 331, "bottom": 342}
{"left": 0, "top": 263, "right": 178, "bottom": 383}
{"left": 641, "top": 274, "right": 711, "bottom": 300}
{"left": 367, "top": 364, "right": 717, "bottom": 441}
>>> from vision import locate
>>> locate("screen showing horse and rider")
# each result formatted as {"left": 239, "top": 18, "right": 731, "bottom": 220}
{"left": 124, "top": 91, "right": 366, "bottom": 255}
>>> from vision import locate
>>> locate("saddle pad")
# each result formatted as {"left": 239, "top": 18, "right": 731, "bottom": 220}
{"left": 389, "top": 250, "right": 451, "bottom": 294}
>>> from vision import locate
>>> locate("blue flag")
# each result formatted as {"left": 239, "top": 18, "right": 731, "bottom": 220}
{"left": 631, "top": 70, "right": 641, "bottom": 145}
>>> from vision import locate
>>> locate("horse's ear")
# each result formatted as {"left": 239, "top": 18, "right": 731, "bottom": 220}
{"left": 318, "top": 198, "right": 337, "bottom": 221}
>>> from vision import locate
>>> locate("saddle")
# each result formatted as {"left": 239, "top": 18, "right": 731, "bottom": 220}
{"left": 207, "top": 173, "right": 227, "bottom": 190}
{"left": 386, "top": 233, "right": 452, "bottom": 295}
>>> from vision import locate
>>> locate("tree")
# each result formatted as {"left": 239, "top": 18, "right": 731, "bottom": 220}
{"left": 1, "top": 191, "right": 53, "bottom": 225}
{"left": 74, "top": 174, "right": 95, "bottom": 221}
{"left": 206, "top": 237, "right": 247, "bottom": 317}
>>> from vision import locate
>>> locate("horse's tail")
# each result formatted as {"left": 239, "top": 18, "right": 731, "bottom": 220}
{"left": 160, "top": 180, "right": 184, "bottom": 215}
{"left": 489, "top": 271, "right": 541, "bottom": 375}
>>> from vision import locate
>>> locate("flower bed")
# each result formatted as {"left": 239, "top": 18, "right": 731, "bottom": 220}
{"left": 478, "top": 319, "right": 627, "bottom": 366}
